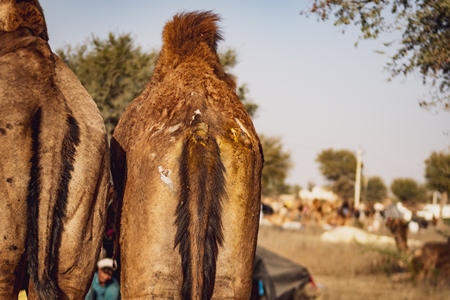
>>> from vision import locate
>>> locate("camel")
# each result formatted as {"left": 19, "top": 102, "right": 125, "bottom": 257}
{"left": 0, "top": 1, "right": 110, "bottom": 298}
{"left": 385, "top": 217, "right": 450, "bottom": 282}
{"left": 110, "top": 11, "right": 263, "bottom": 299}
{"left": 385, "top": 217, "right": 409, "bottom": 253}
{"left": 412, "top": 237, "right": 450, "bottom": 282}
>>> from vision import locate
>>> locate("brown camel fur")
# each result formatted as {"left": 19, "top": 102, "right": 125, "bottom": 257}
{"left": 0, "top": 1, "right": 110, "bottom": 299}
{"left": 386, "top": 217, "right": 409, "bottom": 253}
{"left": 385, "top": 217, "right": 450, "bottom": 282}
{"left": 111, "top": 11, "right": 263, "bottom": 300}
{"left": 412, "top": 237, "right": 450, "bottom": 282}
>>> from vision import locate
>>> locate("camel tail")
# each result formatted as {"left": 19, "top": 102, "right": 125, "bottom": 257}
{"left": 27, "top": 108, "right": 80, "bottom": 299}
{"left": 175, "top": 117, "right": 226, "bottom": 300}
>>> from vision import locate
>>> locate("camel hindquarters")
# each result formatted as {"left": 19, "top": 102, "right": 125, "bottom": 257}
{"left": 55, "top": 153, "right": 110, "bottom": 298}
{"left": 44, "top": 58, "right": 111, "bottom": 298}
{"left": 0, "top": 5, "right": 110, "bottom": 299}
{"left": 111, "top": 11, "right": 263, "bottom": 299}
{"left": 118, "top": 143, "right": 183, "bottom": 298}
{"left": 0, "top": 95, "right": 38, "bottom": 297}
{"left": 0, "top": 135, "right": 30, "bottom": 298}
{"left": 119, "top": 192, "right": 183, "bottom": 298}
{"left": 50, "top": 53, "right": 110, "bottom": 295}
{"left": 117, "top": 136, "right": 262, "bottom": 299}
{"left": 212, "top": 139, "right": 261, "bottom": 299}
{"left": 0, "top": 190, "right": 28, "bottom": 298}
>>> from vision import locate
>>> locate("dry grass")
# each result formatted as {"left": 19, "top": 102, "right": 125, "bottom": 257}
{"left": 257, "top": 224, "right": 450, "bottom": 300}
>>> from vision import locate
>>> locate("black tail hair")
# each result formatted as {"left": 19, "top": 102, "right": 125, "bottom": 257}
{"left": 27, "top": 111, "right": 80, "bottom": 299}
{"left": 175, "top": 118, "right": 226, "bottom": 300}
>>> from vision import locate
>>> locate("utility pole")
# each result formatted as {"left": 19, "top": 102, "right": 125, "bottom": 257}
{"left": 354, "top": 147, "right": 362, "bottom": 209}
{"left": 362, "top": 176, "right": 369, "bottom": 203}
{"left": 432, "top": 191, "right": 438, "bottom": 205}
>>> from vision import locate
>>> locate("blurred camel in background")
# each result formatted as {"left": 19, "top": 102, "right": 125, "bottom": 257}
{"left": 412, "top": 237, "right": 450, "bottom": 282}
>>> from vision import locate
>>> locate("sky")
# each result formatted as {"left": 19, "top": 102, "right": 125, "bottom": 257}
{"left": 40, "top": 0, "right": 449, "bottom": 190}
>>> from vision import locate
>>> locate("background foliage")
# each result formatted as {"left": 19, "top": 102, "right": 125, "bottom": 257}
{"left": 304, "top": 0, "right": 450, "bottom": 111}
{"left": 425, "top": 151, "right": 450, "bottom": 194}
{"left": 260, "top": 135, "right": 292, "bottom": 196}
{"left": 390, "top": 178, "right": 427, "bottom": 204}
{"left": 57, "top": 33, "right": 158, "bottom": 137}
{"left": 365, "top": 176, "right": 388, "bottom": 203}
{"left": 316, "top": 148, "right": 358, "bottom": 201}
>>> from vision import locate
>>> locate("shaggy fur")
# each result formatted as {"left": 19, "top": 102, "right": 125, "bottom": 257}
{"left": 111, "top": 11, "right": 263, "bottom": 300}
{"left": 0, "top": 1, "right": 110, "bottom": 299}
{"left": 0, "top": 0, "right": 48, "bottom": 40}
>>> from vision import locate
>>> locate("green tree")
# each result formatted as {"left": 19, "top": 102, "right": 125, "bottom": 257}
{"left": 390, "top": 178, "right": 427, "bottom": 204}
{"left": 260, "top": 135, "right": 292, "bottom": 197}
{"left": 425, "top": 151, "right": 450, "bottom": 194}
{"left": 304, "top": 0, "right": 450, "bottom": 111}
{"left": 425, "top": 151, "right": 450, "bottom": 219}
{"left": 57, "top": 33, "right": 158, "bottom": 137}
{"left": 316, "top": 148, "right": 358, "bottom": 201}
{"left": 365, "top": 176, "right": 388, "bottom": 202}
{"left": 218, "top": 48, "right": 238, "bottom": 72}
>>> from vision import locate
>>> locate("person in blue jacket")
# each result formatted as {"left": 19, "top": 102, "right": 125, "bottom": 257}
{"left": 85, "top": 258, "right": 120, "bottom": 300}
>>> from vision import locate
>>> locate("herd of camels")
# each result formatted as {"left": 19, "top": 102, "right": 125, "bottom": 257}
{"left": 1, "top": 0, "right": 263, "bottom": 299}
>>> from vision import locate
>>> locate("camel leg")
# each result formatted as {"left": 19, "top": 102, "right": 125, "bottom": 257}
{"left": 0, "top": 255, "right": 25, "bottom": 298}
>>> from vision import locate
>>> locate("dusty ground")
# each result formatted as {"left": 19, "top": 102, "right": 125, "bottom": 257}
{"left": 257, "top": 223, "right": 450, "bottom": 300}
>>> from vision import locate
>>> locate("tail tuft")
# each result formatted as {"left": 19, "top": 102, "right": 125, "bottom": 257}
{"left": 163, "top": 11, "right": 223, "bottom": 57}
{"left": 35, "top": 277, "right": 58, "bottom": 300}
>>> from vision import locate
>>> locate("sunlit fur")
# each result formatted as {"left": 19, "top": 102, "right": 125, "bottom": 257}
{"left": 0, "top": 0, "right": 48, "bottom": 40}
{"left": 0, "top": 1, "right": 110, "bottom": 298}
{"left": 111, "top": 11, "right": 263, "bottom": 299}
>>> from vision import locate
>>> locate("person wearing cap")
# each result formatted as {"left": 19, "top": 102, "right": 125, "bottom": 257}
{"left": 85, "top": 258, "right": 120, "bottom": 300}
